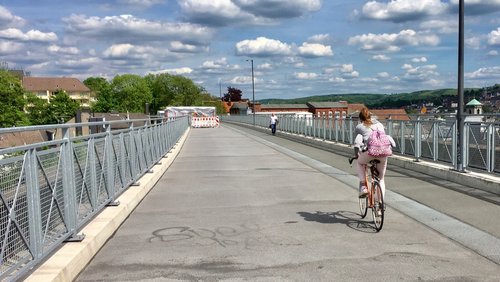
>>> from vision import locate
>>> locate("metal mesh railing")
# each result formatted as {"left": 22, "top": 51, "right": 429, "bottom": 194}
{"left": 221, "top": 114, "right": 500, "bottom": 174}
{"left": 0, "top": 116, "right": 189, "bottom": 281}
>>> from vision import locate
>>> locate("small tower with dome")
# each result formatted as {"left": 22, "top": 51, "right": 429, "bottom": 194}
{"left": 466, "top": 98, "right": 482, "bottom": 115}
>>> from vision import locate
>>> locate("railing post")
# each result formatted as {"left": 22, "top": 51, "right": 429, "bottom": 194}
{"left": 463, "top": 122, "right": 469, "bottom": 169}
{"left": 486, "top": 123, "right": 494, "bottom": 172}
{"left": 329, "top": 115, "right": 332, "bottom": 141}
{"left": 25, "top": 149, "right": 43, "bottom": 259}
{"left": 452, "top": 120, "right": 458, "bottom": 167}
{"left": 105, "top": 124, "right": 117, "bottom": 203}
{"left": 415, "top": 117, "right": 422, "bottom": 161}
{"left": 348, "top": 117, "right": 354, "bottom": 144}
{"left": 88, "top": 138, "right": 98, "bottom": 209}
{"left": 335, "top": 115, "right": 339, "bottom": 141}
{"left": 400, "top": 121, "right": 406, "bottom": 155}
{"left": 433, "top": 121, "right": 439, "bottom": 161}
{"left": 322, "top": 116, "right": 326, "bottom": 141}
{"left": 61, "top": 127, "right": 83, "bottom": 241}
{"left": 312, "top": 116, "right": 316, "bottom": 138}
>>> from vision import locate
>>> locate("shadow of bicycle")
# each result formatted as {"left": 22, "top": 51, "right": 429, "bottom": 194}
{"left": 297, "top": 210, "right": 378, "bottom": 233}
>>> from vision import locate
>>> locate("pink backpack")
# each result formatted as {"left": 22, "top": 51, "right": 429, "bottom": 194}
{"left": 367, "top": 129, "right": 393, "bottom": 157}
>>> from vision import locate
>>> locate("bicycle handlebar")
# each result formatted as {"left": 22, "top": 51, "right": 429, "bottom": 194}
{"left": 348, "top": 156, "right": 357, "bottom": 166}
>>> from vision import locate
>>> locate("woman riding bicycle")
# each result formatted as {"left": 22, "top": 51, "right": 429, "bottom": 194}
{"left": 352, "top": 107, "right": 394, "bottom": 198}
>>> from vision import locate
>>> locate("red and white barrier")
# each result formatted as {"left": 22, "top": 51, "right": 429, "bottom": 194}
{"left": 191, "top": 116, "right": 220, "bottom": 128}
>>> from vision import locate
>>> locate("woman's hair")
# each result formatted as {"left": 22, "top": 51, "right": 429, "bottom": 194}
{"left": 359, "top": 107, "right": 373, "bottom": 125}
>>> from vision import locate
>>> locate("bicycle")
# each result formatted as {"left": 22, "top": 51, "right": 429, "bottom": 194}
{"left": 349, "top": 157, "right": 385, "bottom": 232}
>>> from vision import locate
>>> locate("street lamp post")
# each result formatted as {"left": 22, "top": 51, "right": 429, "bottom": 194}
{"left": 247, "top": 59, "right": 255, "bottom": 126}
{"left": 456, "top": 0, "right": 465, "bottom": 172}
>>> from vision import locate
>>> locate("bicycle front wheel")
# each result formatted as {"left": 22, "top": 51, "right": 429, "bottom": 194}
{"left": 359, "top": 196, "right": 368, "bottom": 218}
{"left": 371, "top": 182, "right": 384, "bottom": 232}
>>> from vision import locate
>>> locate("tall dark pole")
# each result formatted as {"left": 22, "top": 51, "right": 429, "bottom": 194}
{"left": 219, "top": 78, "right": 222, "bottom": 100}
{"left": 247, "top": 59, "right": 255, "bottom": 126}
{"left": 456, "top": 0, "right": 465, "bottom": 172}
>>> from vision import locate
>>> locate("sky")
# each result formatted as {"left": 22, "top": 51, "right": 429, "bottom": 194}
{"left": 1, "top": 0, "right": 500, "bottom": 100}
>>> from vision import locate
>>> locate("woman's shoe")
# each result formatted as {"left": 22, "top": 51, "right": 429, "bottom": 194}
{"left": 358, "top": 183, "right": 368, "bottom": 198}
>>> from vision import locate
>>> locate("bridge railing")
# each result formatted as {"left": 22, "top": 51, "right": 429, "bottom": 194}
{"left": 0, "top": 116, "right": 189, "bottom": 281}
{"left": 222, "top": 114, "right": 500, "bottom": 174}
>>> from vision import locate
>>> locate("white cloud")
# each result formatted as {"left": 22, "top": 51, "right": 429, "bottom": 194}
{"left": 229, "top": 75, "right": 253, "bottom": 84}
{"left": 466, "top": 36, "right": 482, "bottom": 49}
{"left": 234, "top": 0, "right": 322, "bottom": 19}
{"left": 348, "top": 29, "right": 440, "bottom": 52}
{"left": 199, "top": 57, "right": 240, "bottom": 73}
{"left": 377, "top": 72, "right": 390, "bottom": 78}
{"left": 0, "top": 41, "right": 23, "bottom": 54}
{"left": 0, "top": 6, "right": 25, "bottom": 28}
{"left": 294, "top": 72, "right": 318, "bottom": 80}
{"left": 465, "top": 66, "right": 500, "bottom": 79}
{"left": 102, "top": 43, "right": 174, "bottom": 61}
{"left": 340, "top": 64, "right": 359, "bottom": 79}
{"left": 117, "top": 0, "right": 165, "bottom": 8}
{"left": 449, "top": 0, "right": 500, "bottom": 15}
{"left": 307, "top": 34, "right": 330, "bottom": 43}
{"left": 258, "top": 63, "right": 272, "bottom": 69}
{"left": 0, "top": 28, "right": 57, "bottom": 42}
{"left": 48, "top": 45, "right": 79, "bottom": 55}
{"left": 179, "top": 0, "right": 322, "bottom": 26}
{"left": 411, "top": 57, "right": 428, "bottom": 63}
{"left": 361, "top": 0, "right": 447, "bottom": 22}
{"left": 340, "top": 64, "right": 354, "bottom": 73}
{"left": 488, "top": 50, "right": 499, "bottom": 56}
{"left": 103, "top": 43, "right": 135, "bottom": 58}
{"left": 328, "top": 77, "right": 346, "bottom": 83}
{"left": 420, "top": 20, "right": 457, "bottom": 34}
{"left": 402, "top": 63, "right": 413, "bottom": 70}
{"left": 55, "top": 57, "right": 100, "bottom": 69}
{"left": 487, "top": 27, "right": 500, "bottom": 45}
{"left": 63, "top": 14, "right": 213, "bottom": 45}
{"left": 402, "top": 64, "right": 439, "bottom": 82}
{"left": 150, "top": 67, "right": 193, "bottom": 75}
{"left": 235, "top": 37, "right": 292, "bottom": 56}
{"left": 170, "top": 41, "right": 206, "bottom": 53}
{"left": 297, "top": 42, "right": 333, "bottom": 57}
{"left": 372, "top": 54, "right": 391, "bottom": 61}
{"left": 178, "top": 0, "right": 250, "bottom": 26}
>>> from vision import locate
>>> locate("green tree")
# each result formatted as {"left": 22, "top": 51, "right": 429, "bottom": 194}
{"left": 25, "top": 93, "right": 51, "bottom": 125}
{"left": 0, "top": 70, "right": 29, "bottom": 127}
{"left": 111, "top": 74, "right": 152, "bottom": 113}
{"left": 145, "top": 73, "right": 177, "bottom": 114}
{"left": 169, "top": 75, "right": 203, "bottom": 106}
{"left": 84, "top": 77, "right": 115, "bottom": 112}
{"left": 48, "top": 90, "right": 81, "bottom": 124}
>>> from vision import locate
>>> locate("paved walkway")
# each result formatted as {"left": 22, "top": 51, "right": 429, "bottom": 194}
{"left": 29, "top": 124, "right": 500, "bottom": 281}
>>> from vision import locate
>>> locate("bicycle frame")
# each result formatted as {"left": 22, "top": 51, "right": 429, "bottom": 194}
{"left": 352, "top": 157, "right": 384, "bottom": 232}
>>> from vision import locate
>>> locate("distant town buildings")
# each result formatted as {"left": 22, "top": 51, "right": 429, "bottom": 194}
{"left": 223, "top": 100, "right": 411, "bottom": 120}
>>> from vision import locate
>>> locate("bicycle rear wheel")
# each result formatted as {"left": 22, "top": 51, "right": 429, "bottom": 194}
{"left": 359, "top": 197, "right": 368, "bottom": 218}
{"left": 371, "top": 182, "right": 384, "bottom": 231}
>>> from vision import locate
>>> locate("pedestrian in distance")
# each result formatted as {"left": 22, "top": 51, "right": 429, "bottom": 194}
{"left": 269, "top": 113, "right": 279, "bottom": 135}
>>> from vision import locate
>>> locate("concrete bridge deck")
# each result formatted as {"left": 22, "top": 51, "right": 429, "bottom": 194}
{"left": 28, "top": 123, "right": 500, "bottom": 281}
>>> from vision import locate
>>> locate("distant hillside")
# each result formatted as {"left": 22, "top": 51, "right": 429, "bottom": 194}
{"left": 258, "top": 88, "right": 483, "bottom": 108}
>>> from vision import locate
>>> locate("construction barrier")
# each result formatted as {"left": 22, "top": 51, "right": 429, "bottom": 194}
{"left": 191, "top": 116, "right": 220, "bottom": 128}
